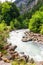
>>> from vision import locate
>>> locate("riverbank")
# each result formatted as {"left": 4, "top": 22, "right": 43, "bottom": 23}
{"left": 0, "top": 43, "right": 35, "bottom": 65}
{"left": 22, "top": 31, "right": 43, "bottom": 44}
{"left": 0, "top": 29, "right": 43, "bottom": 65}
{"left": 7, "top": 29, "right": 43, "bottom": 61}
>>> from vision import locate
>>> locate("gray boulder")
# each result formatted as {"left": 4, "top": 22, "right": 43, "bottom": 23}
{"left": 8, "top": 45, "right": 17, "bottom": 51}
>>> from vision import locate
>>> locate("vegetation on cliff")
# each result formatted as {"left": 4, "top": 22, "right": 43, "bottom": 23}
{"left": 0, "top": 0, "right": 43, "bottom": 34}
{"left": 0, "top": 0, "right": 43, "bottom": 65}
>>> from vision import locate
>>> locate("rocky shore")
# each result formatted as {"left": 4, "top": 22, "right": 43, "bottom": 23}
{"left": 0, "top": 43, "right": 35, "bottom": 65}
{"left": 22, "top": 31, "right": 43, "bottom": 44}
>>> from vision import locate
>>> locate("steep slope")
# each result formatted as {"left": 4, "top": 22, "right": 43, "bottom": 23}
{"left": 15, "top": 0, "right": 38, "bottom": 14}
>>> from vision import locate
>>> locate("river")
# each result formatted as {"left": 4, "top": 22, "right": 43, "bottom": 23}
{"left": 7, "top": 29, "right": 43, "bottom": 61}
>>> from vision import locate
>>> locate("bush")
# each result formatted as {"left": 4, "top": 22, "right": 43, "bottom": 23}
{"left": 0, "top": 30, "right": 8, "bottom": 52}
{"left": 10, "top": 21, "right": 14, "bottom": 30}
{"left": 39, "top": 6, "right": 43, "bottom": 11}
{"left": 22, "top": 19, "right": 29, "bottom": 28}
{"left": 11, "top": 60, "right": 26, "bottom": 65}
{"left": 0, "top": 21, "right": 7, "bottom": 31}
{"left": 40, "top": 24, "right": 43, "bottom": 34}
{"left": 14, "top": 19, "right": 21, "bottom": 29}
{"left": 29, "top": 11, "right": 43, "bottom": 33}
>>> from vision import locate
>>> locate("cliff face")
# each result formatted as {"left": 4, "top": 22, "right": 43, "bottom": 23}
{"left": 15, "top": 0, "right": 38, "bottom": 14}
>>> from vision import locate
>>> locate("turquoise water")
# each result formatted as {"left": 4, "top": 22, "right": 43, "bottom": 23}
{"left": 7, "top": 29, "right": 43, "bottom": 61}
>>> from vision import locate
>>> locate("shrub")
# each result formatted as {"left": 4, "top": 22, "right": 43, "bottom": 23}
{"left": 29, "top": 11, "right": 43, "bottom": 33}
{"left": 22, "top": 19, "right": 29, "bottom": 29}
{"left": 10, "top": 21, "right": 14, "bottom": 30}
{"left": 11, "top": 60, "right": 26, "bottom": 65}
{"left": 40, "top": 24, "right": 43, "bottom": 34}
{"left": 14, "top": 19, "right": 21, "bottom": 29}
{"left": 0, "top": 22, "right": 7, "bottom": 31}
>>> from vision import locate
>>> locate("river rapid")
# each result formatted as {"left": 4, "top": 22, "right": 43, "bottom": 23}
{"left": 7, "top": 29, "right": 43, "bottom": 61}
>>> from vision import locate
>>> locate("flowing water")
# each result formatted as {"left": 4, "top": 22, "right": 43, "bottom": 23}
{"left": 7, "top": 29, "right": 43, "bottom": 61}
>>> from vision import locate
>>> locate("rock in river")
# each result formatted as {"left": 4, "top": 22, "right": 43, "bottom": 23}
{"left": 22, "top": 37, "right": 32, "bottom": 42}
{"left": 8, "top": 45, "right": 17, "bottom": 51}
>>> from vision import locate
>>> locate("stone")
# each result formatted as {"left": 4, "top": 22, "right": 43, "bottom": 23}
{"left": 22, "top": 31, "right": 43, "bottom": 44}
{"left": 0, "top": 61, "right": 11, "bottom": 65}
{"left": 8, "top": 45, "right": 17, "bottom": 51}
{"left": 22, "top": 36, "right": 26, "bottom": 38}
{"left": 2, "top": 57, "right": 10, "bottom": 63}
{"left": 0, "top": 57, "right": 2, "bottom": 60}
{"left": 12, "top": 52, "right": 19, "bottom": 59}
{"left": 5, "top": 53, "right": 12, "bottom": 60}
{"left": 3, "top": 43, "right": 11, "bottom": 50}
{"left": 22, "top": 38, "right": 27, "bottom": 42}
{"left": 7, "top": 50, "right": 15, "bottom": 54}
{"left": 22, "top": 55, "right": 29, "bottom": 62}
{"left": 20, "top": 52, "right": 24, "bottom": 54}
{"left": 22, "top": 37, "right": 32, "bottom": 42}
{"left": 0, "top": 52, "right": 3, "bottom": 57}
{"left": 14, "top": 51, "right": 18, "bottom": 54}
{"left": 18, "top": 57, "right": 25, "bottom": 62}
{"left": 29, "top": 58, "right": 34, "bottom": 63}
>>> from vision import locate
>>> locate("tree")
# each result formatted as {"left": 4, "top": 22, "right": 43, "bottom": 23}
{"left": 2, "top": 2, "right": 11, "bottom": 25}
{"left": 14, "top": 19, "right": 21, "bottom": 29}
{"left": 39, "top": 6, "right": 43, "bottom": 11}
{"left": 10, "top": 2, "right": 20, "bottom": 19}
{"left": 40, "top": 24, "right": 43, "bottom": 34}
{"left": 29, "top": 11, "right": 43, "bottom": 33}
{"left": 1, "top": 2, "right": 20, "bottom": 25}
{"left": 22, "top": 18, "right": 29, "bottom": 28}
{"left": 10, "top": 21, "right": 14, "bottom": 30}
{"left": 0, "top": 21, "right": 7, "bottom": 31}
{"left": 0, "top": 2, "right": 2, "bottom": 14}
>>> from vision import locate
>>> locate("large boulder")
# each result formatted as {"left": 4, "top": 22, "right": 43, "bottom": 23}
{"left": 22, "top": 55, "right": 29, "bottom": 62}
{"left": 5, "top": 53, "right": 12, "bottom": 60}
{"left": 2, "top": 57, "right": 10, "bottom": 63}
{"left": 0, "top": 52, "right": 3, "bottom": 60}
{"left": 12, "top": 52, "right": 19, "bottom": 59}
{"left": 29, "top": 58, "right": 34, "bottom": 63}
{"left": 8, "top": 45, "right": 17, "bottom": 51}
{"left": 7, "top": 50, "right": 15, "bottom": 54}
{"left": 22, "top": 37, "right": 32, "bottom": 42}
{"left": 20, "top": 52, "right": 24, "bottom": 55}
{"left": 0, "top": 61, "right": 11, "bottom": 65}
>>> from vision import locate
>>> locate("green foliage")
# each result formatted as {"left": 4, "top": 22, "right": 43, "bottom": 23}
{"left": 23, "top": 0, "right": 43, "bottom": 20}
{"left": 40, "top": 24, "right": 43, "bottom": 34}
{"left": 14, "top": 19, "right": 21, "bottom": 29}
{"left": 0, "top": 30, "right": 8, "bottom": 51}
{"left": 39, "top": 6, "right": 43, "bottom": 11}
{"left": 10, "top": 2, "right": 20, "bottom": 18}
{"left": 2, "top": 2, "right": 11, "bottom": 25}
{"left": 18, "top": 15, "right": 24, "bottom": 22}
{"left": 2, "top": 2, "right": 11, "bottom": 14}
{"left": 1, "top": 2, "right": 20, "bottom": 25}
{"left": 11, "top": 60, "right": 26, "bottom": 65}
{"left": 0, "top": 1, "right": 43, "bottom": 34}
{"left": 22, "top": 19, "right": 29, "bottom": 28}
{"left": 0, "top": 21, "right": 7, "bottom": 31}
{"left": 0, "top": 15, "right": 3, "bottom": 22}
{"left": 29, "top": 11, "right": 43, "bottom": 33}
{"left": 11, "top": 60, "right": 36, "bottom": 65}
{"left": 10, "top": 21, "right": 14, "bottom": 30}
{"left": 0, "top": 3, "right": 2, "bottom": 15}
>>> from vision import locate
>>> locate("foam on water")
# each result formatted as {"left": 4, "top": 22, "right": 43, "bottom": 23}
{"left": 7, "top": 29, "right": 43, "bottom": 61}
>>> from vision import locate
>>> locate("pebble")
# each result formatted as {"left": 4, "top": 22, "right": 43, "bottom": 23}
{"left": 0, "top": 61, "right": 11, "bottom": 65}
